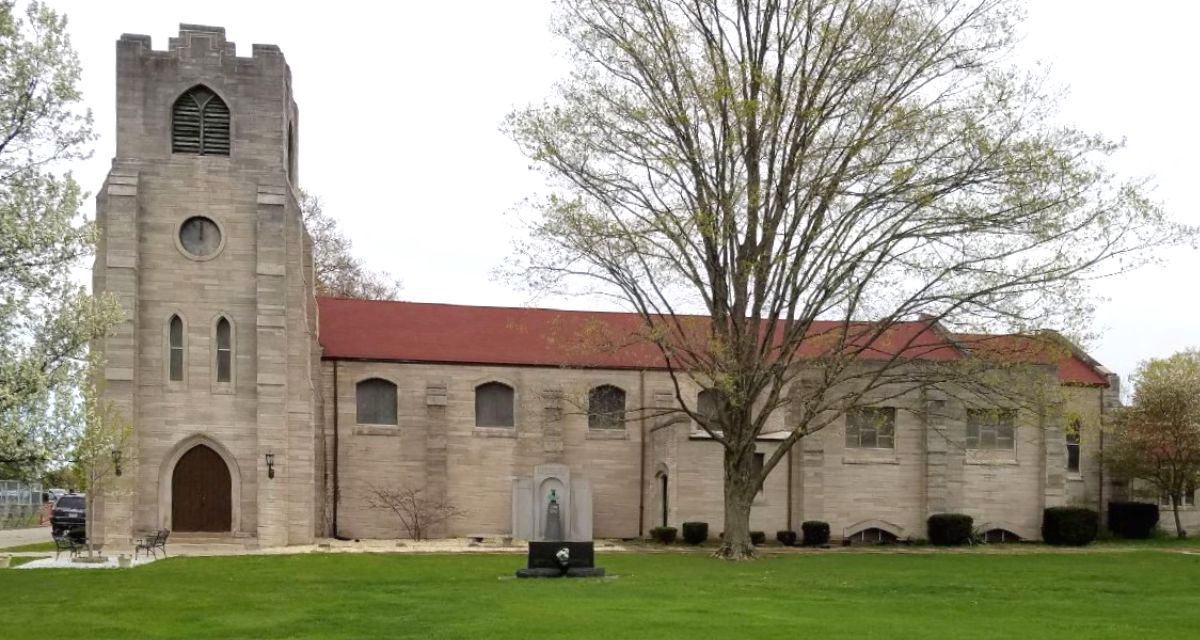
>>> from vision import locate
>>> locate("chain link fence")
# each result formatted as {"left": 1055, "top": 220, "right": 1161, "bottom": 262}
{"left": 0, "top": 480, "right": 46, "bottom": 529}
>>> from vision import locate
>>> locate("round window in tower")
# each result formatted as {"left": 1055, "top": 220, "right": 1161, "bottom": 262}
{"left": 177, "top": 216, "right": 223, "bottom": 259}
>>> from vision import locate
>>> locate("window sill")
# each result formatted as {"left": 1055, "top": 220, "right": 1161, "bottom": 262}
{"left": 473, "top": 426, "right": 517, "bottom": 439}
{"left": 353, "top": 424, "right": 400, "bottom": 437}
{"left": 842, "top": 456, "right": 899, "bottom": 465}
{"left": 1066, "top": 473, "right": 1084, "bottom": 482}
{"left": 211, "top": 384, "right": 235, "bottom": 396}
{"left": 965, "top": 458, "right": 1018, "bottom": 466}
{"left": 586, "top": 429, "right": 629, "bottom": 441}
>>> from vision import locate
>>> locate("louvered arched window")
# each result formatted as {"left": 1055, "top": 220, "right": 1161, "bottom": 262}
{"left": 172, "top": 86, "right": 230, "bottom": 156}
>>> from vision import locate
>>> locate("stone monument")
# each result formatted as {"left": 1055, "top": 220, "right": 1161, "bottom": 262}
{"left": 513, "top": 464, "right": 605, "bottom": 578}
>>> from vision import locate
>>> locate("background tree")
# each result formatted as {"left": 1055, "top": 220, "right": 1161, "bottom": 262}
{"left": 300, "top": 191, "right": 402, "bottom": 300}
{"left": 1107, "top": 350, "right": 1200, "bottom": 538}
{"left": 506, "top": 0, "right": 1188, "bottom": 558}
{"left": 0, "top": 1, "right": 121, "bottom": 478}
{"left": 72, "top": 355, "right": 133, "bottom": 557}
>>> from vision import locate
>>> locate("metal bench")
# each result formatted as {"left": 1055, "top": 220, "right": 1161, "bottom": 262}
{"left": 134, "top": 529, "right": 170, "bottom": 559}
{"left": 52, "top": 534, "right": 84, "bottom": 560}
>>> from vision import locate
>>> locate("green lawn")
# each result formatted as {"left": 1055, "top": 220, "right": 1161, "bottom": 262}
{"left": 0, "top": 541, "right": 56, "bottom": 553}
{"left": 1, "top": 550, "right": 1198, "bottom": 639}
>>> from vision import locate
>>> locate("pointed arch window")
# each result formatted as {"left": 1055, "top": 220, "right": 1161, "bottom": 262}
{"left": 172, "top": 86, "right": 231, "bottom": 155}
{"left": 215, "top": 317, "right": 232, "bottom": 383}
{"left": 168, "top": 315, "right": 184, "bottom": 381}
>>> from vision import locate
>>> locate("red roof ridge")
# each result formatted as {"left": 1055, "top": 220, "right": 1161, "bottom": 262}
{"left": 314, "top": 297, "right": 1103, "bottom": 385}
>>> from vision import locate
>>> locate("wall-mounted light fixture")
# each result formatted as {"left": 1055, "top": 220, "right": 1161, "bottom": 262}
{"left": 265, "top": 452, "right": 276, "bottom": 479}
{"left": 112, "top": 449, "right": 123, "bottom": 477}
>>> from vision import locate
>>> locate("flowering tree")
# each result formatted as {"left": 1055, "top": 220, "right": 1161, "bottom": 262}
{"left": 0, "top": 1, "right": 121, "bottom": 477}
{"left": 1108, "top": 351, "right": 1200, "bottom": 538}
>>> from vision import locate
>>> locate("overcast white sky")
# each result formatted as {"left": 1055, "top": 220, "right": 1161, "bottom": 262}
{"left": 49, "top": 0, "right": 1198, "bottom": 387}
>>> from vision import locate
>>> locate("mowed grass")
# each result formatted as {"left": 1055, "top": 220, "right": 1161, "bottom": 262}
{"left": 0, "top": 541, "right": 56, "bottom": 552}
{"left": 1, "top": 551, "right": 1198, "bottom": 639}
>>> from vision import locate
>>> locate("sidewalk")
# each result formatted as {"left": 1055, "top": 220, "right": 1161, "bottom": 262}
{"left": 0, "top": 526, "right": 49, "bottom": 549}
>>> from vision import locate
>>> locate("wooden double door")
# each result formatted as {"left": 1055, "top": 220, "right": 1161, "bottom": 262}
{"left": 171, "top": 444, "right": 232, "bottom": 532}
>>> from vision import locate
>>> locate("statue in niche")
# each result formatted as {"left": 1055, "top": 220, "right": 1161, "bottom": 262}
{"left": 544, "top": 488, "right": 564, "bottom": 541}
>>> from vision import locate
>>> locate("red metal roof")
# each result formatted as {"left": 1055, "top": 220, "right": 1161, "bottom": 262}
{"left": 952, "top": 333, "right": 1109, "bottom": 386}
{"left": 315, "top": 297, "right": 1106, "bottom": 385}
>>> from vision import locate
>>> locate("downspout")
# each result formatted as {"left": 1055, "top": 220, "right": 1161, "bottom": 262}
{"left": 786, "top": 448, "right": 794, "bottom": 532}
{"left": 637, "top": 369, "right": 646, "bottom": 538}
{"left": 1098, "top": 384, "right": 1105, "bottom": 522}
{"left": 332, "top": 360, "right": 341, "bottom": 539}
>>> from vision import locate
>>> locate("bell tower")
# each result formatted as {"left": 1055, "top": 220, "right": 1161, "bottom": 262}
{"left": 93, "top": 25, "right": 321, "bottom": 549}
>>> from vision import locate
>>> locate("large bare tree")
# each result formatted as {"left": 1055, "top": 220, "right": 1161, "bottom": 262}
{"left": 300, "top": 191, "right": 402, "bottom": 300}
{"left": 506, "top": 0, "right": 1188, "bottom": 558}
{"left": 1107, "top": 351, "right": 1200, "bottom": 539}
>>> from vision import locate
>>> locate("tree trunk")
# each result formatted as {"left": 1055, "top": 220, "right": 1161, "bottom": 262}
{"left": 1174, "top": 497, "right": 1186, "bottom": 539}
{"left": 86, "top": 470, "right": 96, "bottom": 558}
{"left": 714, "top": 447, "right": 757, "bottom": 560}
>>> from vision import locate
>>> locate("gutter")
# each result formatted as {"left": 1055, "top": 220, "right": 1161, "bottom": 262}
{"left": 332, "top": 360, "right": 342, "bottom": 539}
{"left": 637, "top": 369, "right": 646, "bottom": 537}
{"left": 1098, "top": 378, "right": 1106, "bottom": 521}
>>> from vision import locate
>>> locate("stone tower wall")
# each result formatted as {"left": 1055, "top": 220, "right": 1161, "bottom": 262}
{"left": 93, "top": 25, "right": 318, "bottom": 549}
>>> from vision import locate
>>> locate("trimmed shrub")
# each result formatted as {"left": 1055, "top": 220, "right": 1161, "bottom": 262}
{"left": 1107, "top": 502, "right": 1160, "bottom": 539}
{"left": 1042, "top": 507, "right": 1099, "bottom": 546}
{"left": 776, "top": 530, "right": 798, "bottom": 546}
{"left": 681, "top": 521, "right": 709, "bottom": 545}
{"left": 927, "top": 513, "right": 974, "bottom": 546}
{"left": 801, "top": 520, "right": 831, "bottom": 546}
{"left": 650, "top": 526, "right": 677, "bottom": 544}
{"left": 750, "top": 531, "right": 766, "bottom": 546}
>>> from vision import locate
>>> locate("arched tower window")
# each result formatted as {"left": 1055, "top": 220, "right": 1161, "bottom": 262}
{"left": 215, "top": 317, "right": 232, "bottom": 383}
{"left": 168, "top": 315, "right": 184, "bottom": 381}
{"left": 172, "top": 86, "right": 231, "bottom": 156}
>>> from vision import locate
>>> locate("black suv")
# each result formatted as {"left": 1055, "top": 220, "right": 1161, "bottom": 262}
{"left": 50, "top": 493, "right": 86, "bottom": 539}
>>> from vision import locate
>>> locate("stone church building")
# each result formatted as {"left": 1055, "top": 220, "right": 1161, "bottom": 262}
{"left": 92, "top": 26, "right": 1130, "bottom": 549}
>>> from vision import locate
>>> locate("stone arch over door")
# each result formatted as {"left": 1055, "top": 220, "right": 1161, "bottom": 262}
{"left": 159, "top": 435, "right": 242, "bottom": 533}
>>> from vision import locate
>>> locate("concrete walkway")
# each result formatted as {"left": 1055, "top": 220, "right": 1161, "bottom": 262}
{"left": 0, "top": 526, "right": 50, "bottom": 549}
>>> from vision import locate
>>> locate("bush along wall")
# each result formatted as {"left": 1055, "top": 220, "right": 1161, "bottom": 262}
{"left": 650, "top": 526, "right": 678, "bottom": 544}
{"left": 776, "top": 530, "right": 798, "bottom": 546}
{"left": 1107, "top": 502, "right": 1160, "bottom": 539}
{"left": 750, "top": 531, "right": 766, "bottom": 546}
{"left": 681, "top": 522, "right": 708, "bottom": 545}
{"left": 1042, "top": 507, "right": 1099, "bottom": 546}
{"left": 927, "top": 513, "right": 974, "bottom": 546}
{"left": 801, "top": 521, "right": 831, "bottom": 546}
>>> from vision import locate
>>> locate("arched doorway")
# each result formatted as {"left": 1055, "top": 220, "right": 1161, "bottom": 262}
{"left": 171, "top": 444, "right": 232, "bottom": 532}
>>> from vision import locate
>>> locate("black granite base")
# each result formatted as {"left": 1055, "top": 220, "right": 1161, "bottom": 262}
{"left": 515, "top": 541, "right": 606, "bottom": 578}
{"left": 516, "top": 566, "right": 606, "bottom": 578}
